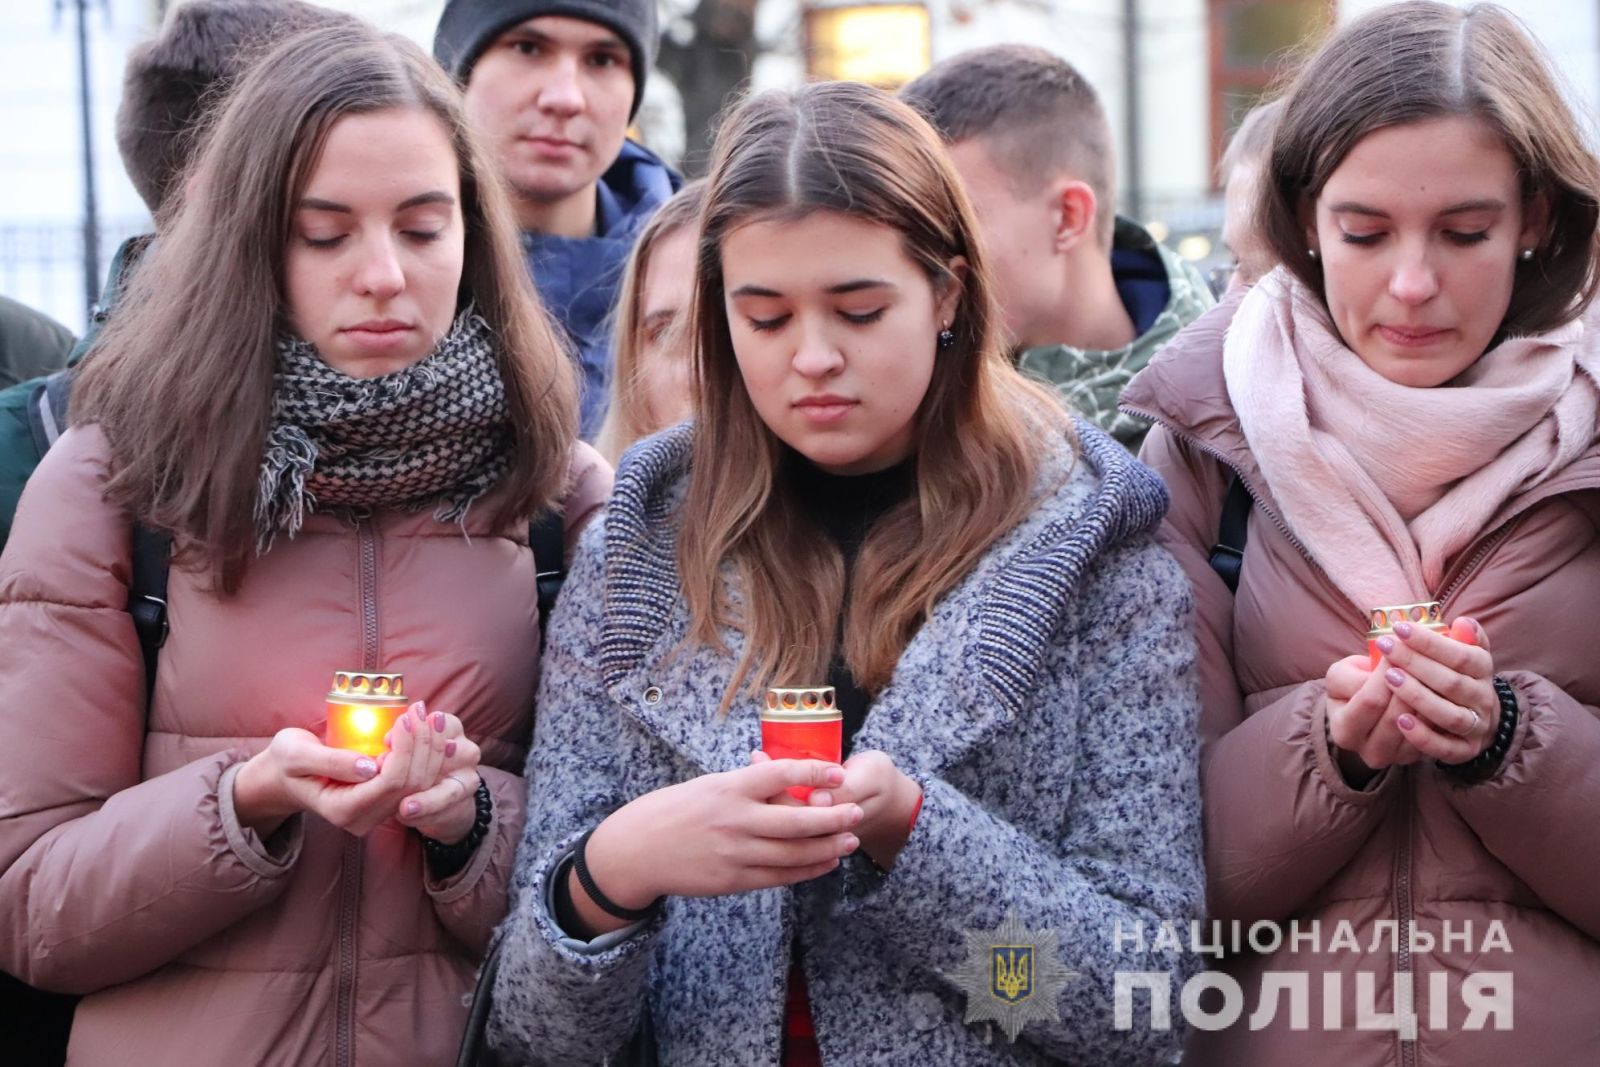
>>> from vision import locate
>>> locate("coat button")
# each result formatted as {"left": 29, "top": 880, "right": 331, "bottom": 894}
{"left": 907, "top": 991, "right": 942, "bottom": 1032}
{"left": 642, "top": 686, "right": 663, "bottom": 705}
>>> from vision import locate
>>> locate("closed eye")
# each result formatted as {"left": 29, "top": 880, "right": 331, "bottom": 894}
{"left": 749, "top": 315, "right": 790, "bottom": 333}
{"left": 841, "top": 308, "right": 886, "bottom": 325}
{"left": 1445, "top": 230, "right": 1490, "bottom": 246}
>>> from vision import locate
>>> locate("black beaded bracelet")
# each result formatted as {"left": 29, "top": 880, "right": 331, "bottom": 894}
{"left": 573, "top": 827, "right": 662, "bottom": 922}
{"left": 422, "top": 777, "right": 493, "bottom": 880}
{"left": 1438, "top": 676, "right": 1519, "bottom": 784}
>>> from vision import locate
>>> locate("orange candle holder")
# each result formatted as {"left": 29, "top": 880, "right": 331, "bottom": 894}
{"left": 1366, "top": 602, "right": 1449, "bottom": 666}
{"left": 324, "top": 671, "right": 407, "bottom": 757}
{"left": 761, "top": 685, "right": 842, "bottom": 801}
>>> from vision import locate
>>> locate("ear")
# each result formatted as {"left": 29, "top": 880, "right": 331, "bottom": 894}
{"left": 1297, "top": 195, "right": 1320, "bottom": 259}
{"left": 1518, "top": 190, "right": 1551, "bottom": 254}
{"left": 935, "top": 256, "right": 968, "bottom": 328}
{"left": 1051, "top": 181, "right": 1100, "bottom": 253}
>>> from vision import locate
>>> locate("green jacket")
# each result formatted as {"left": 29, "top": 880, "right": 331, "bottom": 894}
{"left": 1018, "top": 216, "right": 1213, "bottom": 452}
{"left": 0, "top": 235, "right": 149, "bottom": 553}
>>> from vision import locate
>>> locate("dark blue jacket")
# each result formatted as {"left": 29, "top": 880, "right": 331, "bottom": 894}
{"left": 523, "top": 139, "right": 681, "bottom": 437}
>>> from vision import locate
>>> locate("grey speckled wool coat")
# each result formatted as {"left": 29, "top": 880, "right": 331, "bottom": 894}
{"left": 487, "top": 419, "right": 1206, "bottom": 1066}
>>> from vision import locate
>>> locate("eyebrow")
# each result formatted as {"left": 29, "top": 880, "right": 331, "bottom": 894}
{"left": 298, "top": 191, "right": 456, "bottom": 213}
{"left": 504, "top": 25, "right": 628, "bottom": 51}
{"left": 1327, "top": 198, "right": 1507, "bottom": 218}
{"left": 729, "top": 279, "right": 894, "bottom": 298}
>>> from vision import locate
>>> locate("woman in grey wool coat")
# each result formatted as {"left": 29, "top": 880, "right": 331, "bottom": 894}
{"left": 486, "top": 81, "right": 1207, "bottom": 1066}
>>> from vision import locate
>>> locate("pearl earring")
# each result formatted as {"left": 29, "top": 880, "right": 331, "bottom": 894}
{"left": 1519, "top": 248, "right": 1534, "bottom": 262}
{"left": 1308, "top": 247, "right": 1319, "bottom": 260}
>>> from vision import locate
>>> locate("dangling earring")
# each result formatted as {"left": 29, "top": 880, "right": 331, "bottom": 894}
{"left": 936, "top": 324, "right": 955, "bottom": 350}
{"left": 1519, "top": 248, "right": 1535, "bottom": 262}
{"left": 1307, "top": 247, "right": 1319, "bottom": 260}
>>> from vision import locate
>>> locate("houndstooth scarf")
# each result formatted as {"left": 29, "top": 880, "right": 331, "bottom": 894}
{"left": 255, "top": 310, "right": 512, "bottom": 552}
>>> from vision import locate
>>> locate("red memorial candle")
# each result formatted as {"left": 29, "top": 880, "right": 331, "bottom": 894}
{"left": 1366, "top": 602, "right": 1451, "bottom": 667}
{"left": 324, "top": 671, "right": 407, "bottom": 758}
{"left": 761, "top": 686, "right": 842, "bottom": 801}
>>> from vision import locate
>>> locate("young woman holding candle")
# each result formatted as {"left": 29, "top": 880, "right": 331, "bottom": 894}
{"left": 594, "top": 179, "right": 706, "bottom": 465}
{"left": 485, "top": 81, "right": 1206, "bottom": 1066}
{"left": 1119, "top": 3, "right": 1600, "bottom": 1063}
{"left": 0, "top": 21, "right": 608, "bottom": 1066}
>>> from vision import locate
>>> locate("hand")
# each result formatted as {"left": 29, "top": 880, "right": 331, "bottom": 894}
{"left": 386, "top": 704, "right": 482, "bottom": 844}
{"left": 797, "top": 750, "right": 922, "bottom": 870}
{"left": 232, "top": 701, "right": 474, "bottom": 840}
{"left": 1374, "top": 617, "right": 1497, "bottom": 765}
{"left": 572, "top": 759, "right": 863, "bottom": 937}
{"left": 1325, "top": 656, "right": 1424, "bottom": 787}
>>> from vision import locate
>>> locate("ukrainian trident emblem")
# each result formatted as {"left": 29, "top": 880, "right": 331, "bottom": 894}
{"left": 992, "top": 945, "right": 1033, "bottom": 1003}
{"left": 949, "top": 910, "right": 1077, "bottom": 1041}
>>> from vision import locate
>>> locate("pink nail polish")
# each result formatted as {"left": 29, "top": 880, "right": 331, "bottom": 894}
{"left": 402, "top": 713, "right": 414, "bottom": 733}
{"left": 432, "top": 712, "right": 445, "bottom": 733}
{"left": 354, "top": 758, "right": 377, "bottom": 779}
{"left": 415, "top": 704, "right": 428, "bottom": 723}
{"left": 1393, "top": 621, "right": 1413, "bottom": 639}
{"left": 1376, "top": 635, "right": 1395, "bottom": 655}
{"left": 405, "top": 800, "right": 420, "bottom": 817}
{"left": 445, "top": 741, "right": 457, "bottom": 758}
{"left": 1398, "top": 714, "right": 1416, "bottom": 730}
{"left": 1385, "top": 668, "right": 1406, "bottom": 687}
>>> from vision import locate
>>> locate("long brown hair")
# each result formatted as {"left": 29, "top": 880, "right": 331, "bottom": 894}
{"left": 1261, "top": 1, "right": 1600, "bottom": 335}
{"left": 594, "top": 179, "right": 706, "bottom": 464}
{"left": 679, "top": 82, "right": 1070, "bottom": 710}
{"left": 74, "top": 21, "right": 578, "bottom": 593}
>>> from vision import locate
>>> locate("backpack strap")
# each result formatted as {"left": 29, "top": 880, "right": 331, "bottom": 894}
{"left": 25, "top": 369, "right": 74, "bottom": 458}
{"left": 528, "top": 508, "right": 566, "bottom": 633}
{"left": 128, "top": 524, "right": 172, "bottom": 706}
{"left": 1208, "top": 473, "right": 1253, "bottom": 595}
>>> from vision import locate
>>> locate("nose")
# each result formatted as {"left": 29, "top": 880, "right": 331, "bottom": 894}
{"left": 791, "top": 320, "right": 844, "bottom": 380}
{"left": 536, "top": 57, "right": 584, "bottom": 117}
{"left": 1387, "top": 246, "right": 1440, "bottom": 306}
{"left": 353, "top": 234, "right": 405, "bottom": 300}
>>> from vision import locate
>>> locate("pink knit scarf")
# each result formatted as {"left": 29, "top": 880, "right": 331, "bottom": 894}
{"left": 1223, "top": 269, "right": 1600, "bottom": 611}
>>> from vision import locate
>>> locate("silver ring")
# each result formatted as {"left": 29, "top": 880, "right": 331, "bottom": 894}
{"left": 449, "top": 772, "right": 473, "bottom": 797}
{"left": 1464, "top": 709, "right": 1481, "bottom": 737}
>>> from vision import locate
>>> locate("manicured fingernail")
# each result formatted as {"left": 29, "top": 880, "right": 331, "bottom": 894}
{"left": 1393, "top": 621, "right": 1413, "bottom": 639}
{"left": 826, "top": 767, "right": 845, "bottom": 786}
{"left": 1398, "top": 714, "right": 1416, "bottom": 730}
{"left": 432, "top": 712, "right": 445, "bottom": 733}
{"left": 402, "top": 713, "right": 415, "bottom": 733}
{"left": 1376, "top": 636, "right": 1395, "bottom": 655}
{"left": 445, "top": 741, "right": 457, "bottom": 758}
{"left": 849, "top": 805, "right": 864, "bottom": 825}
{"left": 415, "top": 704, "right": 428, "bottom": 723}
{"left": 1385, "top": 668, "right": 1406, "bottom": 687}
{"left": 405, "top": 800, "right": 420, "bottom": 817}
{"left": 355, "top": 758, "right": 377, "bottom": 779}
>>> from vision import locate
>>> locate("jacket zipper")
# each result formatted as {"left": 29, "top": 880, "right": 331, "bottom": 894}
{"left": 335, "top": 521, "right": 380, "bottom": 1067}
{"left": 1394, "top": 775, "right": 1416, "bottom": 1067}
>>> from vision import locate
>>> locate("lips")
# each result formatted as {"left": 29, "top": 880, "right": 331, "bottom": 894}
{"left": 1377, "top": 324, "right": 1451, "bottom": 347}
{"left": 341, "top": 321, "right": 416, "bottom": 351}
{"left": 794, "top": 395, "right": 857, "bottom": 424}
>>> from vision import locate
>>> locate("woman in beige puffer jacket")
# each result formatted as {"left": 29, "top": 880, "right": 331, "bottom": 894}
{"left": 1121, "top": 5, "right": 1600, "bottom": 1065}
{"left": 0, "top": 23, "right": 608, "bottom": 1066}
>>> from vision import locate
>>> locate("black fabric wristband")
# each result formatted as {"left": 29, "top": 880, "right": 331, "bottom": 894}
{"left": 573, "top": 827, "right": 661, "bottom": 922}
{"left": 1438, "top": 676, "right": 1519, "bottom": 784}
{"left": 421, "top": 777, "right": 493, "bottom": 880}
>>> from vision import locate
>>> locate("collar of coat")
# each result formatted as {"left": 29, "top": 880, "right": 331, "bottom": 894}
{"left": 595, "top": 416, "right": 1171, "bottom": 777}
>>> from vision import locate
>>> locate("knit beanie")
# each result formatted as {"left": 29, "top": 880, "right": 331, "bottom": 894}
{"left": 433, "top": 0, "right": 658, "bottom": 118}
